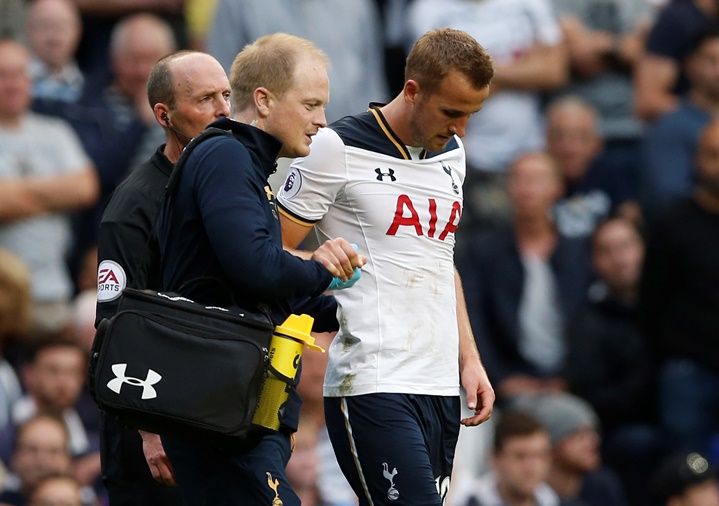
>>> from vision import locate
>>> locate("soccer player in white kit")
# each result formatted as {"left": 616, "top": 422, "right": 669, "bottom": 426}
{"left": 277, "top": 29, "right": 496, "bottom": 506}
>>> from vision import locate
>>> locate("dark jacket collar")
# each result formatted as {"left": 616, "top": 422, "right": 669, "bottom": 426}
{"left": 151, "top": 144, "right": 174, "bottom": 177}
{"left": 208, "top": 117, "right": 281, "bottom": 177}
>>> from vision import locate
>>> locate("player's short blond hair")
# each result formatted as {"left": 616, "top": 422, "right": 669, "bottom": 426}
{"left": 230, "top": 33, "right": 329, "bottom": 112}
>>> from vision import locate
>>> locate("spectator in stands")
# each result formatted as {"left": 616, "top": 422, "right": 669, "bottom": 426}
{"left": 405, "top": 0, "right": 568, "bottom": 229}
{"left": 640, "top": 119, "right": 719, "bottom": 456}
{"left": 0, "top": 249, "right": 30, "bottom": 433}
{"left": 640, "top": 25, "right": 719, "bottom": 222}
{"left": 514, "top": 392, "right": 629, "bottom": 506}
{"left": 0, "top": 414, "right": 73, "bottom": 505}
{"left": 36, "top": 13, "right": 176, "bottom": 284}
{"left": 550, "top": 0, "right": 654, "bottom": 197}
{"left": 634, "top": 0, "right": 718, "bottom": 121}
{"left": 72, "top": 0, "right": 186, "bottom": 75}
{"left": 206, "top": 0, "right": 388, "bottom": 124}
{"left": 650, "top": 451, "right": 719, "bottom": 506}
{"left": 455, "top": 410, "right": 560, "bottom": 506}
{"left": 565, "top": 217, "right": 654, "bottom": 432}
{"left": 25, "top": 0, "right": 84, "bottom": 103}
{"left": 0, "top": 39, "right": 98, "bottom": 335}
{"left": 458, "top": 152, "right": 592, "bottom": 404}
{"left": 28, "top": 475, "right": 85, "bottom": 506}
{"left": 546, "top": 96, "right": 638, "bottom": 239}
{"left": 566, "top": 216, "right": 663, "bottom": 506}
{"left": 11, "top": 340, "right": 95, "bottom": 461}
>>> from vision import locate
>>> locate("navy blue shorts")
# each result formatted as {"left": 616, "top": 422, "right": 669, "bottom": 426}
{"left": 324, "top": 393, "right": 460, "bottom": 506}
{"left": 161, "top": 431, "right": 298, "bottom": 506}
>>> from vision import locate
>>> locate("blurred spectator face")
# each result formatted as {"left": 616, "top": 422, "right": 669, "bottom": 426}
{"left": 546, "top": 101, "right": 602, "bottom": 183}
{"left": 29, "top": 475, "right": 83, "bottom": 506}
{"left": 553, "top": 426, "right": 601, "bottom": 474}
{"left": 696, "top": 122, "right": 719, "bottom": 197}
{"left": 0, "top": 41, "right": 32, "bottom": 120}
{"left": 592, "top": 219, "right": 644, "bottom": 295}
{"left": 508, "top": 153, "right": 563, "bottom": 219}
{"left": 408, "top": 72, "right": 490, "bottom": 153}
{"left": 166, "top": 53, "right": 231, "bottom": 138}
{"left": 12, "top": 416, "right": 71, "bottom": 492}
{"left": 494, "top": 431, "right": 552, "bottom": 499}
{"left": 686, "top": 36, "right": 719, "bottom": 103}
{"left": 25, "top": 345, "right": 85, "bottom": 412}
{"left": 26, "top": 0, "right": 81, "bottom": 71}
{"left": 111, "top": 14, "right": 176, "bottom": 101}
{"left": 675, "top": 479, "right": 719, "bottom": 506}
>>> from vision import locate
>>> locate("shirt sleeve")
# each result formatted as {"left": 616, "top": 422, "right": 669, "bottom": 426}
{"left": 95, "top": 186, "right": 155, "bottom": 325}
{"left": 276, "top": 127, "right": 348, "bottom": 224}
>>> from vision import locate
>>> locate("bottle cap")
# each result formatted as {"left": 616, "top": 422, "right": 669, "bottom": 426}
{"left": 275, "top": 314, "right": 325, "bottom": 352}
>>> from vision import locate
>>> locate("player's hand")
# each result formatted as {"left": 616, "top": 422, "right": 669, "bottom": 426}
{"left": 327, "top": 265, "right": 361, "bottom": 291}
{"left": 460, "top": 359, "right": 495, "bottom": 427}
{"left": 140, "top": 430, "right": 177, "bottom": 486}
{"left": 312, "top": 238, "right": 366, "bottom": 281}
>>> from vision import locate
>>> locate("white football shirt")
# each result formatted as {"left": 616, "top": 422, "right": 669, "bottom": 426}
{"left": 277, "top": 106, "right": 463, "bottom": 397}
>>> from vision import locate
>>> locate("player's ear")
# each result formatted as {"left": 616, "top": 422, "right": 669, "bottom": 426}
{"left": 404, "top": 80, "right": 420, "bottom": 105}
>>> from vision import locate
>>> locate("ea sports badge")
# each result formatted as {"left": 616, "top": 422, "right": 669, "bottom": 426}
{"left": 97, "top": 260, "right": 127, "bottom": 302}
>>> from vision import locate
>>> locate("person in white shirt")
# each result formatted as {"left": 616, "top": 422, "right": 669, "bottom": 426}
{"left": 278, "top": 28, "right": 495, "bottom": 505}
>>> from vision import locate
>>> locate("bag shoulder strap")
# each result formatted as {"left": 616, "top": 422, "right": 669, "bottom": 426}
{"left": 164, "top": 126, "right": 234, "bottom": 198}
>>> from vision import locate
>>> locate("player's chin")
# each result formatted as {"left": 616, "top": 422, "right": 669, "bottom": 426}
{"left": 430, "top": 136, "right": 451, "bottom": 152}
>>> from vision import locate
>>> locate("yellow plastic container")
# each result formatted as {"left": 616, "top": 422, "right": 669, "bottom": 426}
{"left": 253, "top": 314, "right": 325, "bottom": 431}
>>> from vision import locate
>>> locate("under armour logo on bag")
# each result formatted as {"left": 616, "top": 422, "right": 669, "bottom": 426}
{"left": 107, "top": 363, "right": 162, "bottom": 400}
{"left": 375, "top": 168, "right": 397, "bottom": 182}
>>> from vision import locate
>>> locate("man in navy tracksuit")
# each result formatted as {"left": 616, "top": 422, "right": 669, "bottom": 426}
{"left": 157, "top": 34, "right": 365, "bottom": 505}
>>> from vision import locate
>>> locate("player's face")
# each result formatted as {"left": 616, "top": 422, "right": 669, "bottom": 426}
{"left": 267, "top": 55, "right": 329, "bottom": 159}
{"left": 408, "top": 70, "right": 489, "bottom": 153}
{"left": 168, "top": 54, "right": 231, "bottom": 136}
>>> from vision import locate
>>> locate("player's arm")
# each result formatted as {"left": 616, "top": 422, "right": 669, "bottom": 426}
{"left": 279, "top": 213, "right": 314, "bottom": 255}
{"left": 279, "top": 211, "right": 364, "bottom": 281}
{"left": 455, "top": 267, "right": 494, "bottom": 427}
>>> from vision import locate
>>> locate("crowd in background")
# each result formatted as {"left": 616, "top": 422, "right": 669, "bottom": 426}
{"left": 1, "top": 0, "right": 719, "bottom": 505}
